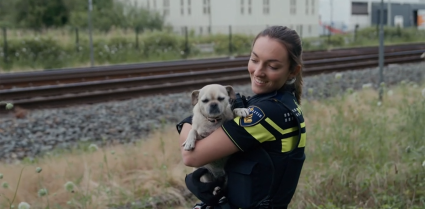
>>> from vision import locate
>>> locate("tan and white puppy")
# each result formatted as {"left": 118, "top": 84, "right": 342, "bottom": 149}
{"left": 182, "top": 84, "right": 249, "bottom": 191}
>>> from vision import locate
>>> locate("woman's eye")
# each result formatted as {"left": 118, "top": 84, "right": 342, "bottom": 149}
{"left": 269, "top": 66, "right": 278, "bottom": 70}
{"left": 218, "top": 97, "right": 224, "bottom": 101}
{"left": 250, "top": 59, "right": 258, "bottom": 63}
{"left": 202, "top": 99, "right": 209, "bottom": 103}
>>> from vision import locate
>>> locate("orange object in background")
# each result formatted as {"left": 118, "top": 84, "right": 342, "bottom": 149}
{"left": 418, "top": 10, "right": 425, "bottom": 30}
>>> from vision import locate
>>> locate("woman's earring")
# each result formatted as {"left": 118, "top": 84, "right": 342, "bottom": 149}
{"left": 286, "top": 77, "right": 296, "bottom": 85}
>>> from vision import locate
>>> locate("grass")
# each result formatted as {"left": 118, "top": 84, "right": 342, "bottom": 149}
{"left": 0, "top": 81, "right": 425, "bottom": 209}
{"left": 1, "top": 26, "right": 424, "bottom": 72}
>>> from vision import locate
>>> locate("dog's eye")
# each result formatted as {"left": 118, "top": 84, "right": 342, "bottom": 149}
{"left": 202, "top": 99, "right": 209, "bottom": 103}
{"left": 217, "top": 97, "right": 225, "bottom": 101}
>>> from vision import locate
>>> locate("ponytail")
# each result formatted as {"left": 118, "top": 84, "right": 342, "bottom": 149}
{"left": 294, "top": 70, "right": 303, "bottom": 105}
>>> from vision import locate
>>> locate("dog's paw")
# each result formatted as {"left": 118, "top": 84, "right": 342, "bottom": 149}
{"left": 182, "top": 140, "right": 196, "bottom": 151}
{"left": 233, "top": 108, "right": 250, "bottom": 117}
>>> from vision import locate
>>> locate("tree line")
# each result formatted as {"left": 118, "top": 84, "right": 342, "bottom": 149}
{"left": 0, "top": 0, "right": 165, "bottom": 31}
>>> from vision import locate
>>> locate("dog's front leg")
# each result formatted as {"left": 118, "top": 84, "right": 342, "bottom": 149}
{"left": 233, "top": 108, "right": 250, "bottom": 117}
{"left": 182, "top": 128, "right": 198, "bottom": 151}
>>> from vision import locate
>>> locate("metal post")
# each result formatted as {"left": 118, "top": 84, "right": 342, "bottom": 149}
{"left": 378, "top": 0, "right": 385, "bottom": 101}
{"left": 88, "top": 0, "right": 94, "bottom": 67}
{"left": 75, "top": 27, "right": 79, "bottom": 52}
{"left": 229, "top": 25, "right": 233, "bottom": 56}
{"left": 2, "top": 27, "right": 7, "bottom": 64}
{"left": 184, "top": 26, "right": 189, "bottom": 58}
{"left": 328, "top": 0, "right": 333, "bottom": 45}
{"left": 135, "top": 27, "right": 139, "bottom": 50}
{"left": 387, "top": 0, "right": 391, "bottom": 26}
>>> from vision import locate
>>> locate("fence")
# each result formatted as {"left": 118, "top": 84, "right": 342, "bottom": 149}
{"left": 0, "top": 25, "right": 424, "bottom": 71}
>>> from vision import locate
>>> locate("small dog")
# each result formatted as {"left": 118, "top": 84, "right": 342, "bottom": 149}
{"left": 182, "top": 84, "right": 249, "bottom": 194}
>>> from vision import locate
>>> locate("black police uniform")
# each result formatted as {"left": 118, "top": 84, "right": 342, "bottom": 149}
{"left": 177, "top": 87, "right": 306, "bottom": 209}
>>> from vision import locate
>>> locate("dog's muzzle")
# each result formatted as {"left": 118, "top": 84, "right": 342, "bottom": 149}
{"left": 209, "top": 103, "right": 221, "bottom": 114}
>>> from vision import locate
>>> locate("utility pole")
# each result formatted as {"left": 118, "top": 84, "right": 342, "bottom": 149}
{"left": 328, "top": 0, "right": 333, "bottom": 43}
{"left": 387, "top": 0, "right": 392, "bottom": 26}
{"left": 378, "top": 0, "right": 385, "bottom": 101}
{"left": 88, "top": 0, "right": 94, "bottom": 67}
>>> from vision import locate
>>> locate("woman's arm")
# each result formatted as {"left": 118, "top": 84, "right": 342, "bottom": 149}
{"left": 179, "top": 123, "right": 240, "bottom": 167}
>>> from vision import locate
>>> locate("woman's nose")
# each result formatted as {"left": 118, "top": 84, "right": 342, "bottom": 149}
{"left": 253, "top": 65, "right": 265, "bottom": 77}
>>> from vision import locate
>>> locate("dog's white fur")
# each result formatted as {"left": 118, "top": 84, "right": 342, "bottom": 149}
{"left": 182, "top": 84, "right": 249, "bottom": 192}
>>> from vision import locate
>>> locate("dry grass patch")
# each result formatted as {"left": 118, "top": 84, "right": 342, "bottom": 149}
{"left": 0, "top": 83, "right": 424, "bottom": 209}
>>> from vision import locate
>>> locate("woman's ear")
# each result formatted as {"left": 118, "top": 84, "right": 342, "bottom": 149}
{"left": 290, "top": 65, "right": 301, "bottom": 78}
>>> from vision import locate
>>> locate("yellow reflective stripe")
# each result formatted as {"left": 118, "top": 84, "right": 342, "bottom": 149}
{"left": 300, "top": 122, "right": 305, "bottom": 128}
{"left": 265, "top": 118, "right": 284, "bottom": 133}
{"left": 266, "top": 117, "right": 299, "bottom": 135}
{"left": 244, "top": 124, "right": 276, "bottom": 143}
{"left": 281, "top": 133, "right": 307, "bottom": 152}
{"left": 222, "top": 122, "right": 244, "bottom": 152}
{"left": 233, "top": 117, "right": 240, "bottom": 125}
{"left": 298, "top": 133, "right": 306, "bottom": 148}
{"left": 281, "top": 135, "right": 296, "bottom": 152}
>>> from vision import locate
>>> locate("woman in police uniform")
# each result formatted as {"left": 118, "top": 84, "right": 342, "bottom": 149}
{"left": 177, "top": 26, "right": 306, "bottom": 209}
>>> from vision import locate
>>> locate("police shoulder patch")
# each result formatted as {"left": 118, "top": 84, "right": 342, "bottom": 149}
{"left": 239, "top": 106, "right": 266, "bottom": 127}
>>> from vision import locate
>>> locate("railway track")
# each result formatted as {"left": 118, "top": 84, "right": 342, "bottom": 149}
{"left": 0, "top": 43, "right": 424, "bottom": 111}
{"left": 1, "top": 43, "right": 424, "bottom": 89}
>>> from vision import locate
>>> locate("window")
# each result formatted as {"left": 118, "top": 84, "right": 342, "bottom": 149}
{"left": 263, "top": 0, "right": 270, "bottom": 14}
{"left": 311, "top": 0, "right": 315, "bottom": 14}
{"left": 188, "top": 0, "right": 191, "bottom": 15}
{"left": 153, "top": 0, "right": 156, "bottom": 9}
{"left": 351, "top": 2, "right": 368, "bottom": 15}
{"left": 203, "top": 0, "right": 210, "bottom": 14}
{"left": 290, "top": 0, "right": 296, "bottom": 15}
{"left": 241, "top": 0, "right": 244, "bottom": 14}
{"left": 147, "top": 0, "right": 150, "bottom": 10}
{"left": 248, "top": 0, "right": 252, "bottom": 14}
{"left": 306, "top": 0, "right": 309, "bottom": 15}
{"left": 308, "top": 25, "right": 312, "bottom": 34}
{"left": 181, "top": 0, "right": 184, "bottom": 15}
{"left": 163, "top": 0, "right": 170, "bottom": 16}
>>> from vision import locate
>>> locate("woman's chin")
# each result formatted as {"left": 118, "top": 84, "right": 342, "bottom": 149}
{"left": 251, "top": 85, "right": 265, "bottom": 95}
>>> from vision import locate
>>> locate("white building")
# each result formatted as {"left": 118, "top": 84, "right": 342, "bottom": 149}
{"left": 121, "top": 0, "right": 321, "bottom": 37}
{"left": 319, "top": 0, "right": 425, "bottom": 33}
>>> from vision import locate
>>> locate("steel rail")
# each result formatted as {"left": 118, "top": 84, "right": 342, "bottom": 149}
{"left": 1, "top": 43, "right": 424, "bottom": 89}
{"left": 1, "top": 49, "right": 423, "bottom": 110}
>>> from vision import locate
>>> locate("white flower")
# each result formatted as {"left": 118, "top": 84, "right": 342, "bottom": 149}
{"left": 18, "top": 202, "right": 30, "bottom": 209}
{"left": 64, "top": 181, "right": 76, "bottom": 192}
{"left": 308, "top": 88, "right": 314, "bottom": 95}
{"left": 377, "top": 101, "right": 382, "bottom": 106}
{"left": 362, "top": 83, "right": 373, "bottom": 89}
{"left": 335, "top": 73, "right": 342, "bottom": 80}
{"left": 387, "top": 90, "right": 394, "bottom": 97}
{"left": 422, "top": 88, "right": 425, "bottom": 98}
{"left": 88, "top": 144, "right": 98, "bottom": 152}
{"left": 5, "top": 103, "right": 13, "bottom": 110}
{"left": 38, "top": 188, "right": 48, "bottom": 197}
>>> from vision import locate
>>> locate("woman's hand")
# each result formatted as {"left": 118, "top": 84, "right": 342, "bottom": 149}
{"left": 179, "top": 123, "right": 239, "bottom": 167}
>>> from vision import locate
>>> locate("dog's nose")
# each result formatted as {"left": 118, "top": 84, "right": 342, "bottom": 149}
{"left": 209, "top": 103, "right": 220, "bottom": 114}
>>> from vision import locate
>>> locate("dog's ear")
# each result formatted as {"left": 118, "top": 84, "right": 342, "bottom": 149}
{"left": 225, "top": 85, "right": 236, "bottom": 100}
{"left": 191, "top": 90, "right": 200, "bottom": 106}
